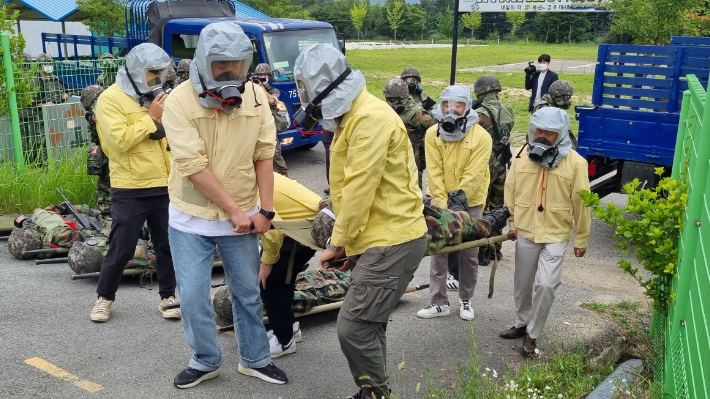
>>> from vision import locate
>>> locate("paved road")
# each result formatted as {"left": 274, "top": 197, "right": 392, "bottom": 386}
{"left": 1, "top": 144, "right": 644, "bottom": 398}
{"left": 459, "top": 59, "right": 597, "bottom": 74}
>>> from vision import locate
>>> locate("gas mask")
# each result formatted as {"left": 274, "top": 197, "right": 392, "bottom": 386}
{"left": 197, "top": 58, "right": 251, "bottom": 110}
{"left": 438, "top": 108, "right": 470, "bottom": 142}
{"left": 293, "top": 68, "right": 352, "bottom": 132}
{"left": 405, "top": 77, "right": 423, "bottom": 95}
{"left": 552, "top": 95, "right": 571, "bottom": 110}
{"left": 125, "top": 66, "right": 169, "bottom": 107}
{"left": 386, "top": 98, "right": 405, "bottom": 114}
{"left": 528, "top": 137, "right": 559, "bottom": 166}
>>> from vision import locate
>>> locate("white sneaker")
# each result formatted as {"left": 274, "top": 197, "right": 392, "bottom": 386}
{"left": 416, "top": 304, "right": 451, "bottom": 319}
{"left": 446, "top": 274, "right": 459, "bottom": 291}
{"left": 159, "top": 296, "right": 182, "bottom": 319}
{"left": 459, "top": 299, "right": 474, "bottom": 320}
{"left": 269, "top": 334, "right": 297, "bottom": 358}
{"left": 90, "top": 297, "right": 113, "bottom": 322}
{"left": 267, "top": 322, "right": 302, "bottom": 343}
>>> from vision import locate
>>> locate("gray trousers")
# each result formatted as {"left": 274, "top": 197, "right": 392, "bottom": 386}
{"left": 430, "top": 205, "right": 482, "bottom": 305}
{"left": 513, "top": 236, "right": 568, "bottom": 339}
{"left": 337, "top": 235, "right": 427, "bottom": 393}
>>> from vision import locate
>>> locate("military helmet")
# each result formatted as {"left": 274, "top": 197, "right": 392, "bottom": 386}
{"left": 177, "top": 59, "right": 191, "bottom": 73}
{"left": 400, "top": 67, "right": 421, "bottom": 81}
{"left": 22, "top": 53, "right": 32, "bottom": 62}
{"left": 473, "top": 74, "right": 502, "bottom": 97}
{"left": 36, "top": 53, "right": 53, "bottom": 62}
{"left": 7, "top": 227, "right": 42, "bottom": 260}
{"left": 68, "top": 241, "right": 104, "bottom": 274}
{"left": 212, "top": 285, "right": 233, "bottom": 323}
{"left": 383, "top": 78, "right": 409, "bottom": 99}
{"left": 255, "top": 63, "right": 272, "bottom": 76}
{"left": 81, "top": 85, "right": 104, "bottom": 111}
{"left": 99, "top": 53, "right": 114, "bottom": 60}
{"left": 165, "top": 66, "right": 177, "bottom": 83}
{"left": 312, "top": 201, "right": 335, "bottom": 249}
{"left": 548, "top": 80, "right": 574, "bottom": 97}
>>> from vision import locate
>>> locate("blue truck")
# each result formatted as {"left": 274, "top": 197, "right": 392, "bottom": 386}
{"left": 42, "top": 0, "right": 346, "bottom": 150}
{"left": 575, "top": 37, "right": 710, "bottom": 197}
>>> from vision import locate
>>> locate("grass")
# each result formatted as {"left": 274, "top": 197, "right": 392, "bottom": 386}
{"left": 347, "top": 42, "right": 598, "bottom": 144}
{"left": 415, "top": 324, "right": 609, "bottom": 399}
{"left": 0, "top": 149, "right": 97, "bottom": 214}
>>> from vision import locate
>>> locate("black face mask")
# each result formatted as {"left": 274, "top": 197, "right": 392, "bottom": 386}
{"left": 125, "top": 66, "right": 167, "bottom": 107}
{"left": 293, "top": 68, "right": 352, "bottom": 132}
{"left": 198, "top": 73, "right": 246, "bottom": 108}
{"left": 387, "top": 101, "right": 405, "bottom": 114}
{"left": 439, "top": 109, "right": 468, "bottom": 133}
{"left": 408, "top": 82, "right": 423, "bottom": 95}
{"left": 528, "top": 137, "right": 558, "bottom": 164}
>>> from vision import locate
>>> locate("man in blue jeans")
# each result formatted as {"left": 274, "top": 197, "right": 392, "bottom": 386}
{"left": 163, "top": 22, "right": 287, "bottom": 388}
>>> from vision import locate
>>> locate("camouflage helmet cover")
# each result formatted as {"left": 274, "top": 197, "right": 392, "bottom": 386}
{"left": 22, "top": 53, "right": 32, "bottom": 62}
{"left": 36, "top": 53, "right": 53, "bottom": 62}
{"left": 81, "top": 85, "right": 104, "bottom": 111}
{"left": 383, "top": 78, "right": 409, "bottom": 99}
{"left": 473, "top": 74, "right": 502, "bottom": 97}
{"left": 99, "top": 53, "right": 115, "bottom": 60}
{"left": 177, "top": 59, "right": 191, "bottom": 73}
{"left": 255, "top": 63, "right": 272, "bottom": 75}
{"left": 68, "top": 240, "right": 105, "bottom": 274}
{"left": 212, "top": 285, "right": 233, "bottom": 323}
{"left": 400, "top": 66, "right": 421, "bottom": 81}
{"left": 312, "top": 201, "right": 335, "bottom": 249}
{"left": 7, "top": 227, "right": 42, "bottom": 260}
{"left": 165, "top": 65, "right": 177, "bottom": 83}
{"left": 548, "top": 80, "right": 574, "bottom": 97}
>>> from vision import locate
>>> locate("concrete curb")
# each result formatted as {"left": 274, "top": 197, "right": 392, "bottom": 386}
{"left": 586, "top": 359, "right": 643, "bottom": 398}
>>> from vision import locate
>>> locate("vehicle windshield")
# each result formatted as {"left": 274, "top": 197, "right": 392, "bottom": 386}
{"left": 263, "top": 28, "right": 339, "bottom": 80}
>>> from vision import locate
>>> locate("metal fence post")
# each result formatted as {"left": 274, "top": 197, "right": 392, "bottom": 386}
{"left": 1, "top": 32, "right": 24, "bottom": 172}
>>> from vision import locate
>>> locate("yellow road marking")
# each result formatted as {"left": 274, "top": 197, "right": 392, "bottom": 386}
{"left": 24, "top": 357, "right": 103, "bottom": 393}
{"left": 216, "top": 324, "right": 235, "bottom": 336}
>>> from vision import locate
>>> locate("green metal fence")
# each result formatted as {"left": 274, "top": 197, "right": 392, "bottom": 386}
{"left": 659, "top": 74, "right": 710, "bottom": 398}
{"left": 0, "top": 47, "right": 124, "bottom": 165}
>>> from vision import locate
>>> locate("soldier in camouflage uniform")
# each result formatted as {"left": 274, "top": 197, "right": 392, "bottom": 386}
{"left": 18, "top": 53, "right": 42, "bottom": 164}
{"left": 96, "top": 53, "right": 119, "bottom": 88}
{"left": 400, "top": 66, "right": 436, "bottom": 111}
{"left": 81, "top": 85, "right": 112, "bottom": 217}
{"left": 176, "top": 59, "right": 191, "bottom": 84}
{"left": 532, "top": 79, "right": 578, "bottom": 150}
{"left": 255, "top": 63, "right": 290, "bottom": 176}
{"left": 473, "top": 74, "right": 515, "bottom": 264}
{"left": 383, "top": 78, "right": 436, "bottom": 188}
{"left": 163, "top": 65, "right": 178, "bottom": 91}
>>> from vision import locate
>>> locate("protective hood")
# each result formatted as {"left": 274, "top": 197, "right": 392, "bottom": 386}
{"left": 526, "top": 107, "right": 572, "bottom": 169}
{"left": 191, "top": 22, "right": 253, "bottom": 112}
{"left": 431, "top": 85, "right": 479, "bottom": 142}
{"left": 293, "top": 43, "right": 366, "bottom": 132}
{"left": 115, "top": 43, "right": 172, "bottom": 103}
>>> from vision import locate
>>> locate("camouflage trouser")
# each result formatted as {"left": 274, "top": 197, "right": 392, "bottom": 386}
{"left": 408, "top": 131, "right": 426, "bottom": 187}
{"left": 96, "top": 170, "right": 112, "bottom": 217}
{"left": 486, "top": 152, "right": 507, "bottom": 249}
{"left": 273, "top": 139, "right": 289, "bottom": 176}
{"left": 19, "top": 108, "right": 47, "bottom": 164}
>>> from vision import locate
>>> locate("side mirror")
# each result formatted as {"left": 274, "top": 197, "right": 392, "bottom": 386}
{"left": 339, "top": 40, "right": 346, "bottom": 55}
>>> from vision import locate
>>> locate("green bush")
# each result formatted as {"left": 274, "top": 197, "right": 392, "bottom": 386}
{"left": 0, "top": 149, "right": 97, "bottom": 214}
{"left": 580, "top": 168, "right": 688, "bottom": 316}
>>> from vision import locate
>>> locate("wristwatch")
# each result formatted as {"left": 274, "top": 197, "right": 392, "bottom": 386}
{"left": 326, "top": 238, "right": 343, "bottom": 253}
{"left": 259, "top": 209, "right": 276, "bottom": 220}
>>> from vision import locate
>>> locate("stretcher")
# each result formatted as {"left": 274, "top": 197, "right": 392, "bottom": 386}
{"left": 213, "top": 219, "right": 514, "bottom": 334}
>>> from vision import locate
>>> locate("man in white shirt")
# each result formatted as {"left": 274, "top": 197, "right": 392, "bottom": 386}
{"left": 525, "top": 54, "right": 559, "bottom": 113}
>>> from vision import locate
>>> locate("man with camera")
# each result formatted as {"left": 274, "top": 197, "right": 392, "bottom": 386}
{"left": 525, "top": 54, "right": 559, "bottom": 113}
{"left": 163, "top": 22, "right": 287, "bottom": 388}
{"left": 254, "top": 63, "right": 289, "bottom": 176}
{"left": 90, "top": 43, "right": 178, "bottom": 323}
{"left": 500, "top": 107, "right": 590, "bottom": 355}
{"left": 296, "top": 44, "right": 427, "bottom": 399}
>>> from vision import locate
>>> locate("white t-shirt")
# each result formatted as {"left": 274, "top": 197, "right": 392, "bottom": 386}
{"left": 534, "top": 70, "right": 547, "bottom": 105}
{"left": 168, "top": 203, "right": 259, "bottom": 236}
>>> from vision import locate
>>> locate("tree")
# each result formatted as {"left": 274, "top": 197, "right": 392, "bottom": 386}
{"left": 387, "top": 0, "right": 405, "bottom": 40}
{"left": 0, "top": 6, "right": 35, "bottom": 118}
{"left": 350, "top": 2, "right": 368, "bottom": 40}
{"left": 608, "top": 0, "right": 694, "bottom": 44}
{"left": 76, "top": 0, "right": 126, "bottom": 36}
{"left": 505, "top": 11, "right": 526, "bottom": 39}
{"left": 460, "top": 12, "right": 482, "bottom": 39}
{"left": 249, "top": 0, "right": 313, "bottom": 20}
{"left": 405, "top": 5, "right": 428, "bottom": 40}
{"left": 436, "top": 9, "right": 462, "bottom": 39}
{"left": 534, "top": 13, "right": 591, "bottom": 43}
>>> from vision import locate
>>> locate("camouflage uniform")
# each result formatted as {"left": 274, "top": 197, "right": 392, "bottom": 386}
{"left": 176, "top": 59, "right": 191, "bottom": 84}
{"left": 400, "top": 66, "right": 436, "bottom": 111}
{"left": 383, "top": 78, "right": 436, "bottom": 187}
{"left": 81, "top": 85, "right": 112, "bottom": 217}
{"left": 163, "top": 66, "right": 178, "bottom": 91}
{"left": 532, "top": 80, "right": 578, "bottom": 150}
{"left": 256, "top": 63, "right": 289, "bottom": 176}
{"left": 474, "top": 75, "right": 514, "bottom": 256}
{"left": 96, "top": 53, "right": 119, "bottom": 88}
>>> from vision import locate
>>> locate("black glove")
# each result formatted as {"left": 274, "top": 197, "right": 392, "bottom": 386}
{"left": 149, "top": 122, "right": 166, "bottom": 140}
{"left": 447, "top": 190, "right": 469, "bottom": 212}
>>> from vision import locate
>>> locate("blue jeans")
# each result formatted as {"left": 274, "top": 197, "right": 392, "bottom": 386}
{"left": 168, "top": 227, "right": 271, "bottom": 371}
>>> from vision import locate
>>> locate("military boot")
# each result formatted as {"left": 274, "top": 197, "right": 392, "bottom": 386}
{"left": 482, "top": 207, "right": 511, "bottom": 235}
{"left": 478, "top": 247, "right": 491, "bottom": 266}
